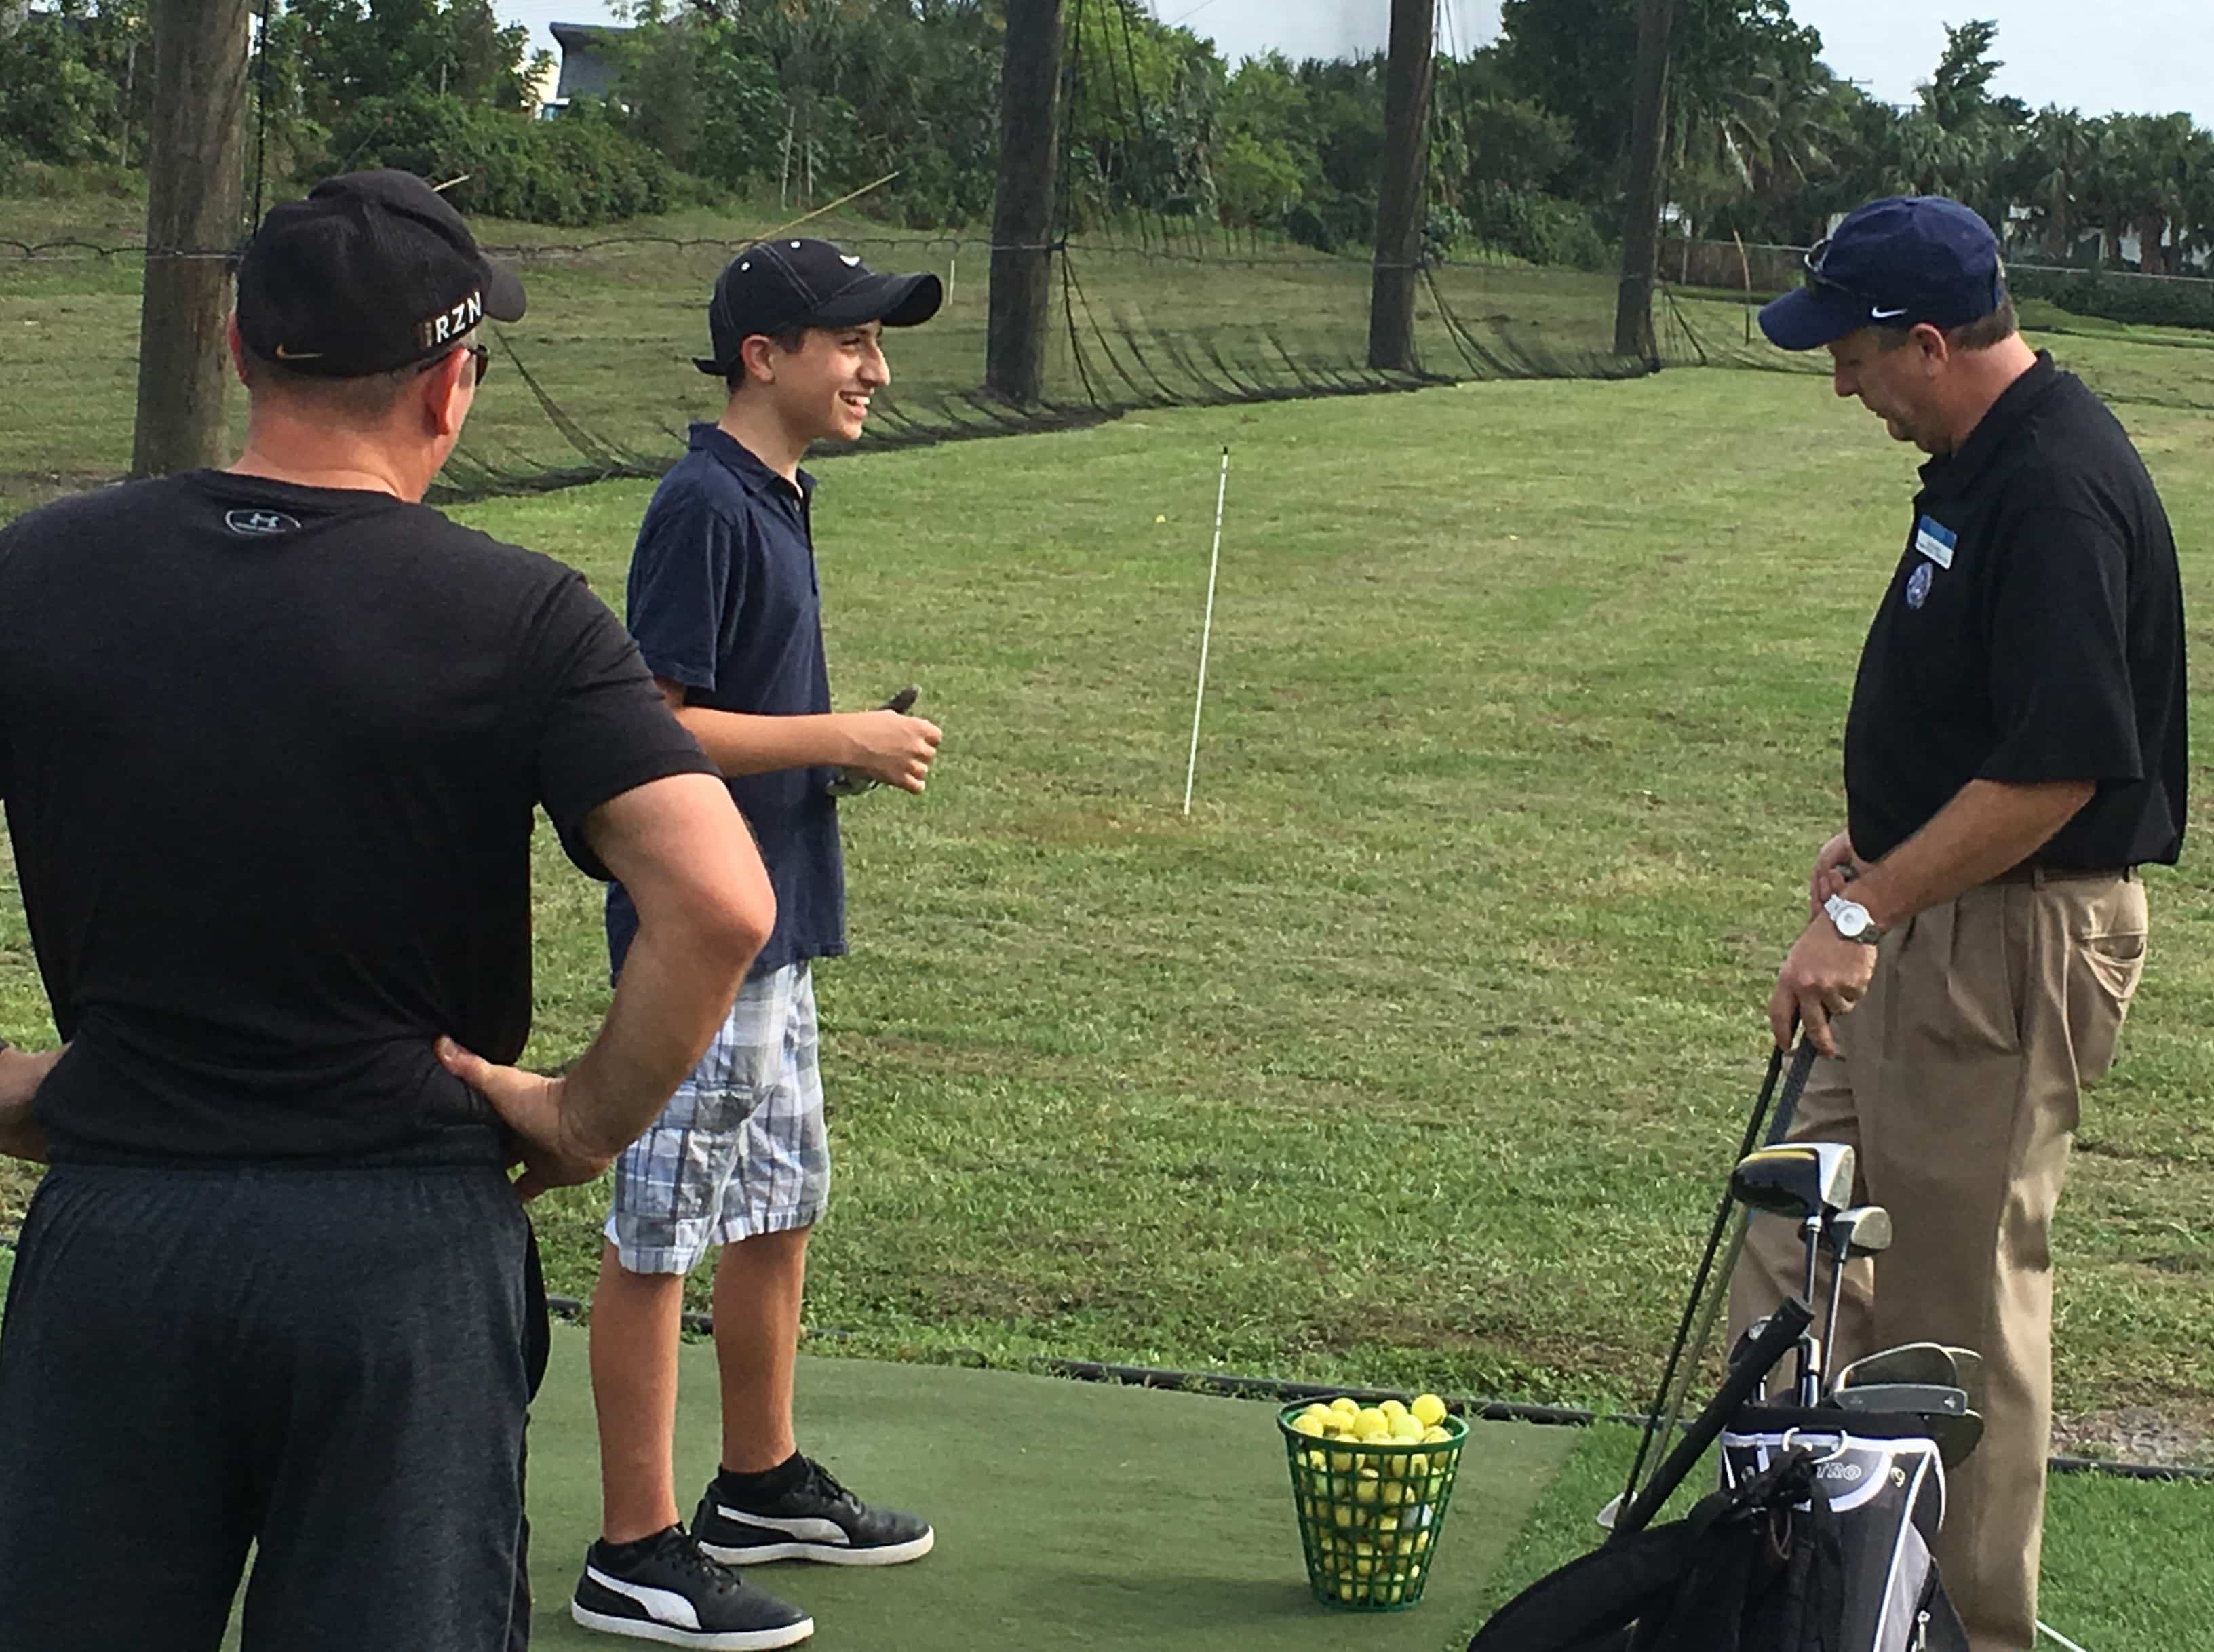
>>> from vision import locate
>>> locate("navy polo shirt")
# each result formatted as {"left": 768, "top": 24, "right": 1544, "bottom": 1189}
{"left": 1844, "top": 354, "right": 2187, "bottom": 869}
{"left": 606, "top": 423, "right": 845, "bottom": 979}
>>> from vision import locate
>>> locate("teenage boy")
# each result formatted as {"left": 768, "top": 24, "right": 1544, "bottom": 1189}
{"left": 572, "top": 241, "right": 946, "bottom": 1650}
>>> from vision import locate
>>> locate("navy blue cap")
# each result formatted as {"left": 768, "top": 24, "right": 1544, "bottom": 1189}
{"left": 695, "top": 238, "right": 941, "bottom": 376}
{"left": 1760, "top": 196, "right": 2005, "bottom": 351}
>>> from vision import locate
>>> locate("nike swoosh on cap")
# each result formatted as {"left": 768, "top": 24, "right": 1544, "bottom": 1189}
{"left": 1869, "top": 306, "right": 1909, "bottom": 319}
{"left": 273, "top": 344, "right": 326, "bottom": 359}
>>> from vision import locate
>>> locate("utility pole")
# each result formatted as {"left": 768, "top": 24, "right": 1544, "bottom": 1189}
{"left": 132, "top": 0, "right": 252, "bottom": 477}
{"left": 1367, "top": 0, "right": 1435, "bottom": 373}
{"left": 1613, "top": 0, "right": 1677, "bottom": 362}
{"left": 986, "top": 0, "right": 1064, "bottom": 404}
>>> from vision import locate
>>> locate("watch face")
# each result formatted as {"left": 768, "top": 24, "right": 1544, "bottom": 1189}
{"left": 1828, "top": 897, "right": 1870, "bottom": 937}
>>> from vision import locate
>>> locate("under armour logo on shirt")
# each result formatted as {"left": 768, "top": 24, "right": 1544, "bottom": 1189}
{"left": 225, "top": 509, "right": 302, "bottom": 536}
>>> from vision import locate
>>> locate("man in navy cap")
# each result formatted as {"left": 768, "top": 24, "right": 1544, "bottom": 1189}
{"left": 0, "top": 170, "right": 775, "bottom": 1647}
{"left": 1730, "top": 195, "right": 2186, "bottom": 1650}
{"left": 570, "top": 240, "right": 946, "bottom": 1649}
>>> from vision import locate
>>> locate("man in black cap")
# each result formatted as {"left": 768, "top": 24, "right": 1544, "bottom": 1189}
{"left": 1730, "top": 195, "right": 2186, "bottom": 1651}
{"left": 572, "top": 240, "right": 944, "bottom": 1649}
{"left": 0, "top": 170, "right": 781, "bottom": 1649}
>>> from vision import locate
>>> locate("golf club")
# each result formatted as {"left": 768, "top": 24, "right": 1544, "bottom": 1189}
{"left": 1942, "top": 1344, "right": 1987, "bottom": 1413}
{"left": 1611, "top": 1297, "right": 1814, "bottom": 1538}
{"left": 824, "top": 686, "right": 922, "bottom": 796}
{"left": 1819, "top": 1204, "right": 1893, "bottom": 1396}
{"left": 1729, "top": 1141, "right": 1856, "bottom": 1402}
{"left": 1827, "top": 1382, "right": 1969, "bottom": 1419}
{"left": 1829, "top": 1384, "right": 1986, "bottom": 1469}
{"left": 1616, "top": 1037, "right": 1819, "bottom": 1517}
{"left": 1835, "top": 1341, "right": 1961, "bottom": 1393}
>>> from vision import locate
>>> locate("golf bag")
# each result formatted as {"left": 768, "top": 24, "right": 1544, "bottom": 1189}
{"left": 1465, "top": 1448, "right": 1847, "bottom": 1652}
{"left": 1720, "top": 1407, "right": 1968, "bottom": 1652}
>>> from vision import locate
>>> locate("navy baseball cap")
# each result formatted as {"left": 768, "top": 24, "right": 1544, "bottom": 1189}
{"left": 1759, "top": 196, "right": 2006, "bottom": 351}
{"left": 695, "top": 238, "right": 942, "bottom": 375}
{"left": 236, "top": 170, "right": 525, "bottom": 377}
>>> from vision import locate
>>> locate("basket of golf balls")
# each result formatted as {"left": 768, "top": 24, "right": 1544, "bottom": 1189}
{"left": 1279, "top": 1393, "right": 1467, "bottom": 1611}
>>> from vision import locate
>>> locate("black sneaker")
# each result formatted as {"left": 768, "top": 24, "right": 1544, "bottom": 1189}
{"left": 694, "top": 1459, "right": 935, "bottom": 1567}
{"left": 570, "top": 1527, "right": 815, "bottom": 1649}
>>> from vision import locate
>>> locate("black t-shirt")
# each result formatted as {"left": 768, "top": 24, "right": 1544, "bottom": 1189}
{"left": 0, "top": 471, "right": 714, "bottom": 1164}
{"left": 1844, "top": 355, "right": 2188, "bottom": 869}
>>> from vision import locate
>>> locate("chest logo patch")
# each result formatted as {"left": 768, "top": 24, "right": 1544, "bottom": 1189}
{"left": 1913, "top": 515, "right": 1956, "bottom": 569}
{"left": 1906, "top": 561, "right": 1935, "bottom": 610}
{"left": 225, "top": 508, "right": 302, "bottom": 536}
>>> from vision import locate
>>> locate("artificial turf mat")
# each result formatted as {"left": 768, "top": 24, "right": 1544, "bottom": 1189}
{"left": 518, "top": 1326, "right": 1579, "bottom": 1650}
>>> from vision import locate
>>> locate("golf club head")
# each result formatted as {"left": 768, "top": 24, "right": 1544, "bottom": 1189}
{"left": 824, "top": 686, "right": 923, "bottom": 796}
{"left": 1827, "top": 1383, "right": 1970, "bottom": 1419}
{"left": 1827, "top": 1204, "right": 1892, "bottom": 1259}
{"left": 1835, "top": 1342, "right": 1958, "bottom": 1392}
{"left": 1941, "top": 1345, "right": 1987, "bottom": 1411}
{"left": 1823, "top": 1383, "right": 1984, "bottom": 1466}
{"left": 1730, "top": 1142, "right": 1857, "bottom": 1219}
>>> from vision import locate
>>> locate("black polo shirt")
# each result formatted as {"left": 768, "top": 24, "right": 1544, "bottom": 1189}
{"left": 1844, "top": 353, "right": 2187, "bottom": 869}
{"left": 606, "top": 422, "right": 845, "bottom": 981}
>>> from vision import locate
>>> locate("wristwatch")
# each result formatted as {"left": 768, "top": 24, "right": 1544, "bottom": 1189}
{"left": 1823, "top": 893, "right": 1882, "bottom": 945}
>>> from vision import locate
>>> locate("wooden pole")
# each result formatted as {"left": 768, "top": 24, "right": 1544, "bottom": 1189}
{"left": 1612, "top": 0, "right": 1677, "bottom": 362}
{"left": 1367, "top": 0, "right": 1435, "bottom": 372}
{"left": 132, "top": 0, "right": 252, "bottom": 477}
{"left": 986, "top": 0, "right": 1064, "bottom": 404}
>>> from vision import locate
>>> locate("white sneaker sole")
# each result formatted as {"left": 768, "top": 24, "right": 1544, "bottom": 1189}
{"left": 570, "top": 1602, "right": 816, "bottom": 1650}
{"left": 698, "top": 1528, "right": 935, "bottom": 1568}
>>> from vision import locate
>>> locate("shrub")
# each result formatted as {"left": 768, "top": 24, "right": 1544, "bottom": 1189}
{"left": 322, "top": 92, "right": 682, "bottom": 227}
{"left": 1281, "top": 189, "right": 1374, "bottom": 254}
{"left": 1464, "top": 189, "right": 1614, "bottom": 272}
{"left": 2006, "top": 264, "right": 2214, "bottom": 334}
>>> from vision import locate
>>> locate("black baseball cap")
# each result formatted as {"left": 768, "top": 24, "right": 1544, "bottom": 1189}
{"left": 1759, "top": 195, "right": 2006, "bottom": 351}
{"left": 235, "top": 169, "right": 526, "bottom": 378}
{"left": 695, "top": 238, "right": 942, "bottom": 376}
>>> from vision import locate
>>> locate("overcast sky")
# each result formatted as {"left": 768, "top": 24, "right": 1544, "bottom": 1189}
{"left": 501, "top": 1, "right": 2211, "bottom": 128}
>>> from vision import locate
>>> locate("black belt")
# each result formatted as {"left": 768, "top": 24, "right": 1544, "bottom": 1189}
{"left": 1987, "top": 863, "right": 2133, "bottom": 887}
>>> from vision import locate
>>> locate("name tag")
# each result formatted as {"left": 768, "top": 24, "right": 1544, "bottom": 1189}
{"left": 1914, "top": 515, "right": 1957, "bottom": 569}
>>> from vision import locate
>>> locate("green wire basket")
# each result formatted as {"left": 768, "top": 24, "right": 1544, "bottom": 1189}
{"left": 1278, "top": 1402, "right": 1469, "bottom": 1611}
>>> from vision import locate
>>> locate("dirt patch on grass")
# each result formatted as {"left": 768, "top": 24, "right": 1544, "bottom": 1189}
{"left": 2053, "top": 1402, "right": 2214, "bottom": 1470}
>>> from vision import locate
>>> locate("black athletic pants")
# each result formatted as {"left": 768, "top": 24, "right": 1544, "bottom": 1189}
{"left": 0, "top": 1161, "right": 543, "bottom": 1651}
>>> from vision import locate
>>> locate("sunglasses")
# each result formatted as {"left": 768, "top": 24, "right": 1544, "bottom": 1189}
{"left": 1802, "top": 237, "right": 1872, "bottom": 305}
{"left": 418, "top": 340, "right": 492, "bottom": 386}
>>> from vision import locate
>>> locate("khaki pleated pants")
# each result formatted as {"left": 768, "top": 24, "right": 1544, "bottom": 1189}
{"left": 1728, "top": 871, "right": 2148, "bottom": 1652}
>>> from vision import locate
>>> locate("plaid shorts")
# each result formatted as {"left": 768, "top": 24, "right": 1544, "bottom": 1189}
{"left": 604, "top": 962, "right": 830, "bottom": 1274}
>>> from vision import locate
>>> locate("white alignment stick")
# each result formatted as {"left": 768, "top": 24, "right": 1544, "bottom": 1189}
{"left": 1182, "top": 446, "right": 1230, "bottom": 815}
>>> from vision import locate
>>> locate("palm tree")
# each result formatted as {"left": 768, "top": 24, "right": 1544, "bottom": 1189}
{"left": 2023, "top": 106, "right": 2094, "bottom": 260}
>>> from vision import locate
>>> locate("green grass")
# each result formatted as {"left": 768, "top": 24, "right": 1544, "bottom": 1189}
{"left": 5, "top": 368, "right": 2214, "bottom": 1443}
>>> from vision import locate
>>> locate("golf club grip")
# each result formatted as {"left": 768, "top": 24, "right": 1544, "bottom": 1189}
{"left": 1611, "top": 1298, "right": 1813, "bottom": 1539}
{"left": 882, "top": 686, "right": 919, "bottom": 714}
{"left": 1763, "top": 1039, "right": 1820, "bottom": 1147}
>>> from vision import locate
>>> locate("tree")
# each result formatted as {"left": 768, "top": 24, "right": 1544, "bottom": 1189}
{"left": 1496, "top": 0, "right": 1822, "bottom": 201}
{"left": 0, "top": 1, "right": 151, "bottom": 168}
{"left": 2021, "top": 106, "right": 2095, "bottom": 260}
{"left": 280, "top": 0, "right": 544, "bottom": 126}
